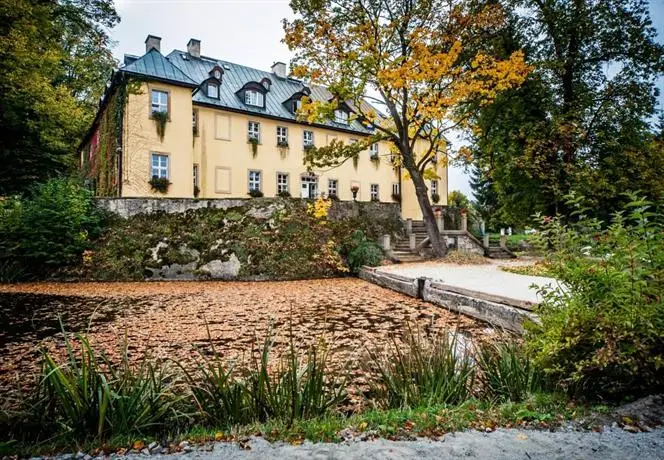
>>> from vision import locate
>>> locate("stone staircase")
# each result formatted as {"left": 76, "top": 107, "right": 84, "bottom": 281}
{"left": 486, "top": 245, "right": 516, "bottom": 259}
{"left": 389, "top": 219, "right": 515, "bottom": 262}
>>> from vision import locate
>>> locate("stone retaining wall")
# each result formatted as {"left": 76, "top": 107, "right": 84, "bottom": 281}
{"left": 359, "top": 267, "right": 537, "bottom": 333}
{"left": 96, "top": 197, "right": 402, "bottom": 223}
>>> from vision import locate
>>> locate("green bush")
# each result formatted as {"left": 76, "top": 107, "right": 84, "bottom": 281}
{"left": 0, "top": 178, "right": 104, "bottom": 280}
{"left": 526, "top": 194, "right": 664, "bottom": 401}
{"left": 343, "top": 230, "right": 383, "bottom": 273}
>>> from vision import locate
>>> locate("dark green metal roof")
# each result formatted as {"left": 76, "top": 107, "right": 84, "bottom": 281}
{"left": 120, "top": 47, "right": 373, "bottom": 135}
{"left": 120, "top": 49, "right": 198, "bottom": 88}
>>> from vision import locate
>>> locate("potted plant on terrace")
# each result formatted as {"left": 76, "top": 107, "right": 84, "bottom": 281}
{"left": 351, "top": 184, "right": 359, "bottom": 201}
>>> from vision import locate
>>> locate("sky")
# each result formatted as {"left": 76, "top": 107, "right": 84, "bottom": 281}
{"left": 110, "top": 0, "right": 664, "bottom": 198}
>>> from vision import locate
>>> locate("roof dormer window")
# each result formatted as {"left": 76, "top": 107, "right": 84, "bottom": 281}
{"left": 245, "top": 90, "right": 264, "bottom": 107}
{"left": 207, "top": 82, "right": 219, "bottom": 99}
{"left": 334, "top": 109, "right": 349, "bottom": 125}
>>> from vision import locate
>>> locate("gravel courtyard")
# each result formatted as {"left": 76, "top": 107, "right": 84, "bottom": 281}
{"left": 0, "top": 279, "right": 489, "bottom": 404}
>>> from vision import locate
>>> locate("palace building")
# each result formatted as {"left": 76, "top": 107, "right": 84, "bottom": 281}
{"left": 79, "top": 35, "right": 448, "bottom": 219}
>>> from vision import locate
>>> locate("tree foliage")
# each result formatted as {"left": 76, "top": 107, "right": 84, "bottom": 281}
{"left": 284, "top": 0, "right": 530, "bottom": 255}
{"left": 0, "top": 0, "right": 119, "bottom": 195}
{"left": 469, "top": 0, "right": 664, "bottom": 225}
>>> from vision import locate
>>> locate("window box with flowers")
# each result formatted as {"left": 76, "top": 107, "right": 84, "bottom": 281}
{"left": 149, "top": 176, "right": 170, "bottom": 194}
{"left": 431, "top": 193, "right": 441, "bottom": 204}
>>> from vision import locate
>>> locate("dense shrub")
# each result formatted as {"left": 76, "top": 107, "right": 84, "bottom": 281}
{"left": 526, "top": 194, "right": 664, "bottom": 401}
{"left": 342, "top": 230, "right": 384, "bottom": 273}
{"left": 0, "top": 179, "right": 105, "bottom": 281}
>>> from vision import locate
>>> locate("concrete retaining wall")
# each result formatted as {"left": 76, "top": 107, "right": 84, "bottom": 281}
{"left": 359, "top": 267, "right": 537, "bottom": 333}
{"left": 359, "top": 267, "right": 420, "bottom": 298}
{"left": 96, "top": 197, "right": 402, "bottom": 223}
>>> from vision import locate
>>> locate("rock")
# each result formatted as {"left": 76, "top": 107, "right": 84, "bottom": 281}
{"left": 146, "top": 262, "right": 198, "bottom": 280}
{"left": 622, "top": 425, "right": 640, "bottom": 433}
{"left": 148, "top": 442, "right": 158, "bottom": 451}
{"left": 210, "top": 239, "right": 225, "bottom": 252}
{"left": 141, "top": 448, "right": 150, "bottom": 456}
{"left": 149, "top": 241, "right": 169, "bottom": 262}
{"left": 178, "top": 244, "right": 200, "bottom": 262}
{"left": 178, "top": 441, "right": 189, "bottom": 448}
{"left": 246, "top": 203, "right": 281, "bottom": 220}
{"left": 75, "top": 452, "right": 85, "bottom": 460}
{"left": 199, "top": 254, "right": 241, "bottom": 279}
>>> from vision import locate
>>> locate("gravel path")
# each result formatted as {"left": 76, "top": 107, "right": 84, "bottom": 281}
{"left": 377, "top": 260, "right": 559, "bottom": 305}
{"left": 149, "top": 428, "right": 664, "bottom": 459}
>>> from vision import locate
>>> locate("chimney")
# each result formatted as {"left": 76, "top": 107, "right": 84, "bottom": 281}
{"left": 271, "top": 61, "right": 287, "bottom": 79}
{"left": 145, "top": 34, "right": 161, "bottom": 53}
{"left": 187, "top": 38, "right": 200, "bottom": 58}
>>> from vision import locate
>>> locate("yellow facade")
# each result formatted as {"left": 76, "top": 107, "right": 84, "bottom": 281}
{"left": 117, "top": 82, "right": 446, "bottom": 219}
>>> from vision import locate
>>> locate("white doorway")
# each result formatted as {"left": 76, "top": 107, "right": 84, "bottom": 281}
{"left": 300, "top": 175, "right": 318, "bottom": 199}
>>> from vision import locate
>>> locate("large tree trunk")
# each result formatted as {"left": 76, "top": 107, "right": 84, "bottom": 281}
{"left": 405, "top": 162, "right": 447, "bottom": 258}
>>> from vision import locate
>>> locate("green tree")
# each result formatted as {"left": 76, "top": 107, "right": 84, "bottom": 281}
{"left": 0, "top": 0, "right": 119, "bottom": 195}
{"left": 470, "top": 0, "right": 664, "bottom": 224}
{"left": 448, "top": 190, "right": 471, "bottom": 209}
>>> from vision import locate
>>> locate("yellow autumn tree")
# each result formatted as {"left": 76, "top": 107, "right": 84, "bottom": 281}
{"left": 284, "top": 0, "right": 531, "bottom": 256}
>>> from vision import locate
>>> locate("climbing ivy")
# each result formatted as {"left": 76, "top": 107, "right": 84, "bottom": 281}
{"left": 82, "top": 76, "right": 142, "bottom": 196}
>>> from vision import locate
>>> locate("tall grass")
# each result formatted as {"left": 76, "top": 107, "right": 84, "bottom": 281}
{"left": 246, "top": 335, "right": 346, "bottom": 425}
{"left": 38, "top": 325, "right": 182, "bottom": 440}
{"left": 476, "top": 341, "right": 547, "bottom": 402}
{"left": 182, "top": 325, "right": 346, "bottom": 428}
{"left": 367, "top": 325, "right": 475, "bottom": 409}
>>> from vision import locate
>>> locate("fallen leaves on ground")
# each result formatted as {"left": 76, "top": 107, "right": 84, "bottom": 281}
{"left": 0, "top": 279, "right": 491, "bottom": 408}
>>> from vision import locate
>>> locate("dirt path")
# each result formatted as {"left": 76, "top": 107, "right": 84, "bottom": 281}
{"left": 130, "top": 427, "right": 664, "bottom": 459}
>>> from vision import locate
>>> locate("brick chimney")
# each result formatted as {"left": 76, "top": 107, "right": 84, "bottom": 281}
{"left": 187, "top": 38, "right": 201, "bottom": 58}
{"left": 271, "top": 61, "right": 287, "bottom": 79}
{"left": 145, "top": 34, "right": 161, "bottom": 53}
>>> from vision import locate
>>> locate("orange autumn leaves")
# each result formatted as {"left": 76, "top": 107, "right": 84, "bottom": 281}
{"left": 284, "top": 3, "right": 531, "bottom": 140}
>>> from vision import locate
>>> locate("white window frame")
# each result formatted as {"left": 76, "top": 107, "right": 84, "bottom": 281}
{"left": 245, "top": 90, "right": 264, "bottom": 107}
{"left": 248, "top": 121, "right": 261, "bottom": 142}
{"left": 193, "top": 163, "right": 199, "bottom": 189}
{"left": 151, "top": 90, "right": 168, "bottom": 114}
{"left": 248, "top": 170, "right": 262, "bottom": 192}
{"left": 151, "top": 153, "right": 169, "bottom": 179}
{"left": 370, "top": 184, "right": 379, "bottom": 201}
{"left": 276, "top": 126, "right": 288, "bottom": 145}
{"left": 370, "top": 143, "right": 379, "bottom": 158}
{"left": 430, "top": 179, "right": 438, "bottom": 195}
{"left": 207, "top": 83, "right": 219, "bottom": 99}
{"left": 277, "top": 172, "right": 289, "bottom": 194}
{"left": 334, "top": 109, "right": 349, "bottom": 125}
{"left": 303, "top": 130, "right": 314, "bottom": 147}
{"left": 328, "top": 179, "right": 338, "bottom": 197}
